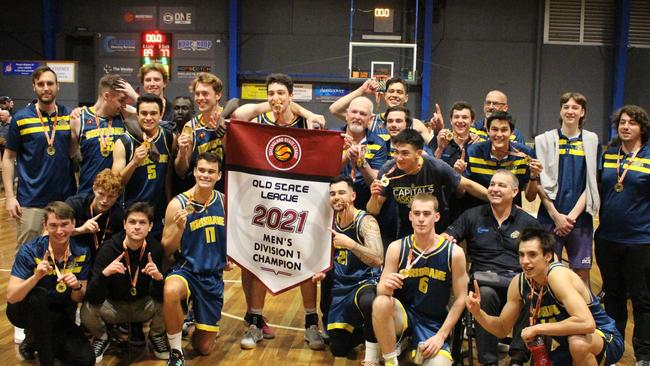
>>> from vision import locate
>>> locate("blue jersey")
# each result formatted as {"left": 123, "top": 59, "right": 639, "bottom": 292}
{"left": 471, "top": 119, "right": 525, "bottom": 144}
{"left": 465, "top": 140, "right": 535, "bottom": 206}
{"left": 120, "top": 127, "right": 172, "bottom": 233}
{"left": 537, "top": 130, "right": 597, "bottom": 226}
{"left": 394, "top": 235, "right": 453, "bottom": 323}
{"left": 256, "top": 111, "right": 309, "bottom": 129}
{"left": 518, "top": 262, "right": 620, "bottom": 342}
{"left": 189, "top": 114, "right": 225, "bottom": 165}
{"left": 77, "top": 107, "right": 125, "bottom": 194}
{"left": 339, "top": 129, "right": 388, "bottom": 208}
{"left": 596, "top": 144, "right": 650, "bottom": 244}
{"left": 175, "top": 190, "right": 227, "bottom": 273}
{"left": 5, "top": 103, "right": 75, "bottom": 207}
{"left": 11, "top": 236, "right": 91, "bottom": 307}
{"left": 332, "top": 210, "right": 379, "bottom": 294}
{"left": 368, "top": 113, "right": 391, "bottom": 143}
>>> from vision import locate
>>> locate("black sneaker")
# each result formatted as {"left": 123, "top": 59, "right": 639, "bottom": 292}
{"left": 91, "top": 338, "right": 110, "bottom": 363}
{"left": 167, "top": 349, "right": 185, "bottom": 366}
{"left": 149, "top": 333, "right": 170, "bottom": 360}
{"left": 128, "top": 323, "right": 146, "bottom": 347}
{"left": 18, "top": 339, "right": 36, "bottom": 361}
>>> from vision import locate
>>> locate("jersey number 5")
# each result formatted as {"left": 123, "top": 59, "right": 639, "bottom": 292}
{"left": 147, "top": 165, "right": 157, "bottom": 180}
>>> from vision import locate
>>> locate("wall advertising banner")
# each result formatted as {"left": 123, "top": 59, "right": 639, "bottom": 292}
{"left": 226, "top": 120, "right": 343, "bottom": 294}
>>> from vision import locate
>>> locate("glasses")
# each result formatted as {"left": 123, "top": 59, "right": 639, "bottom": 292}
{"left": 484, "top": 100, "right": 506, "bottom": 108}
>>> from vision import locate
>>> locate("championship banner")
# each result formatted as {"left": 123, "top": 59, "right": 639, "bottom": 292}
{"left": 226, "top": 120, "right": 343, "bottom": 294}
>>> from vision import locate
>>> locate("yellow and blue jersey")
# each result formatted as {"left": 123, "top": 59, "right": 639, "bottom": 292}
{"left": 190, "top": 114, "right": 225, "bottom": 164}
{"left": 256, "top": 111, "right": 309, "bottom": 129}
{"left": 174, "top": 190, "right": 227, "bottom": 273}
{"left": 332, "top": 210, "right": 379, "bottom": 294}
{"left": 5, "top": 103, "right": 75, "bottom": 207}
{"left": 471, "top": 119, "right": 525, "bottom": 144}
{"left": 121, "top": 127, "right": 172, "bottom": 234}
{"left": 368, "top": 113, "right": 391, "bottom": 143}
{"left": 10, "top": 236, "right": 91, "bottom": 307}
{"left": 596, "top": 144, "right": 650, "bottom": 244}
{"left": 77, "top": 107, "right": 125, "bottom": 194}
{"left": 465, "top": 140, "right": 535, "bottom": 206}
{"left": 394, "top": 235, "right": 453, "bottom": 324}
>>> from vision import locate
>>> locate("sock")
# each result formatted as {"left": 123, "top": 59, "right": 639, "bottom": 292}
{"left": 304, "top": 308, "right": 318, "bottom": 328}
{"left": 249, "top": 308, "right": 263, "bottom": 328}
{"left": 364, "top": 341, "right": 380, "bottom": 362}
{"left": 383, "top": 351, "right": 398, "bottom": 366}
{"left": 167, "top": 331, "right": 183, "bottom": 354}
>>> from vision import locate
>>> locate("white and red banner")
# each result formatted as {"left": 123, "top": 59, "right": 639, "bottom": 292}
{"left": 226, "top": 120, "right": 343, "bottom": 294}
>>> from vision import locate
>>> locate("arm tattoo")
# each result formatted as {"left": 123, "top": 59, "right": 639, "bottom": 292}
{"left": 352, "top": 215, "right": 384, "bottom": 267}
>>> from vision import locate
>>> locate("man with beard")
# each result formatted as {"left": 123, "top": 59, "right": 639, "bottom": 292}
{"left": 470, "top": 90, "right": 525, "bottom": 144}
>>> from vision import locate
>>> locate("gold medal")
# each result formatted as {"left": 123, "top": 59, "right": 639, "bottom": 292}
{"left": 445, "top": 130, "right": 454, "bottom": 141}
{"left": 614, "top": 182, "right": 624, "bottom": 192}
{"left": 47, "top": 146, "right": 55, "bottom": 156}
{"left": 130, "top": 287, "right": 137, "bottom": 296}
{"left": 380, "top": 176, "right": 390, "bottom": 187}
{"left": 185, "top": 203, "right": 195, "bottom": 214}
{"left": 100, "top": 146, "right": 110, "bottom": 157}
{"left": 56, "top": 281, "right": 67, "bottom": 293}
{"left": 142, "top": 140, "right": 150, "bottom": 151}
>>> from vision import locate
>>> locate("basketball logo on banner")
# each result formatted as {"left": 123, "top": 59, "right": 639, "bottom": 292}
{"left": 265, "top": 135, "right": 301, "bottom": 171}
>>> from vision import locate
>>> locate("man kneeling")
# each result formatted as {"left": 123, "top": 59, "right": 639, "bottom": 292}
{"left": 81, "top": 202, "right": 168, "bottom": 362}
{"left": 373, "top": 193, "right": 468, "bottom": 366}
{"left": 466, "top": 227, "right": 624, "bottom": 365}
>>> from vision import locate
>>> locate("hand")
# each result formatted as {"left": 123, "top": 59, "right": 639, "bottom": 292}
{"left": 421, "top": 333, "right": 446, "bottom": 359}
{"left": 382, "top": 272, "right": 404, "bottom": 291}
{"left": 528, "top": 158, "right": 543, "bottom": 177}
{"left": 115, "top": 79, "right": 139, "bottom": 103}
{"left": 206, "top": 109, "right": 220, "bottom": 129}
{"left": 177, "top": 133, "right": 192, "bottom": 156}
{"left": 347, "top": 144, "right": 362, "bottom": 162}
{"left": 35, "top": 250, "right": 53, "bottom": 280}
{"left": 70, "top": 107, "right": 83, "bottom": 119}
{"left": 141, "top": 252, "right": 163, "bottom": 281}
{"left": 224, "top": 260, "right": 236, "bottom": 271}
{"left": 61, "top": 272, "right": 81, "bottom": 290}
{"left": 133, "top": 144, "right": 149, "bottom": 165}
{"left": 441, "top": 233, "right": 457, "bottom": 244}
{"left": 436, "top": 128, "right": 451, "bottom": 150}
{"left": 453, "top": 157, "right": 467, "bottom": 174}
{"left": 359, "top": 79, "right": 379, "bottom": 95}
{"left": 520, "top": 325, "right": 540, "bottom": 344}
{"left": 429, "top": 103, "right": 444, "bottom": 134}
{"left": 312, "top": 271, "right": 326, "bottom": 283}
{"left": 370, "top": 179, "right": 384, "bottom": 196}
{"left": 469, "top": 132, "right": 481, "bottom": 144}
{"left": 466, "top": 279, "right": 482, "bottom": 316}
{"left": 328, "top": 227, "right": 354, "bottom": 249}
{"left": 79, "top": 213, "right": 102, "bottom": 234}
{"left": 307, "top": 114, "right": 326, "bottom": 130}
{"left": 552, "top": 213, "right": 575, "bottom": 237}
{"left": 174, "top": 209, "right": 189, "bottom": 229}
{"left": 102, "top": 252, "right": 126, "bottom": 277}
{"left": 6, "top": 196, "right": 22, "bottom": 218}
{"left": 341, "top": 133, "right": 354, "bottom": 151}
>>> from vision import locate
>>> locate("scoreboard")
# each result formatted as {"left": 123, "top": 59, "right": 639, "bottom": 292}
{"left": 141, "top": 31, "right": 172, "bottom": 78}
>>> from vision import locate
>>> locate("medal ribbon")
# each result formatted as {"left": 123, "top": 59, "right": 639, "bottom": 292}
{"left": 92, "top": 109, "right": 113, "bottom": 152}
{"left": 528, "top": 280, "right": 546, "bottom": 326}
{"left": 380, "top": 156, "right": 424, "bottom": 185}
{"left": 36, "top": 105, "right": 59, "bottom": 151}
{"left": 616, "top": 146, "right": 640, "bottom": 189}
{"left": 48, "top": 240, "right": 70, "bottom": 281}
{"left": 187, "top": 190, "right": 214, "bottom": 213}
{"left": 89, "top": 205, "right": 109, "bottom": 250}
{"left": 123, "top": 239, "right": 147, "bottom": 292}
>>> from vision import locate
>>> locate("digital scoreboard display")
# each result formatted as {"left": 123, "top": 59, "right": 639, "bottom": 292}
{"left": 141, "top": 31, "right": 172, "bottom": 78}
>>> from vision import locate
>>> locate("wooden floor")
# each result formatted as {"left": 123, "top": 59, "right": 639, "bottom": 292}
{"left": 0, "top": 195, "right": 638, "bottom": 365}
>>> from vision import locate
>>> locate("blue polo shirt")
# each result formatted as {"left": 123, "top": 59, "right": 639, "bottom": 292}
{"left": 11, "top": 236, "right": 91, "bottom": 307}
{"left": 536, "top": 129, "right": 599, "bottom": 227}
{"left": 471, "top": 119, "right": 525, "bottom": 144}
{"left": 465, "top": 140, "right": 535, "bottom": 206}
{"left": 6, "top": 102, "right": 75, "bottom": 207}
{"left": 596, "top": 144, "right": 650, "bottom": 244}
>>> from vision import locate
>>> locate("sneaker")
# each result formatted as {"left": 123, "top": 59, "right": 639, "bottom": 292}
{"left": 129, "top": 323, "right": 146, "bottom": 347}
{"left": 14, "top": 327, "right": 25, "bottom": 344}
{"left": 304, "top": 325, "right": 325, "bottom": 350}
{"left": 636, "top": 361, "right": 650, "bottom": 366}
{"left": 360, "top": 361, "right": 379, "bottom": 366}
{"left": 167, "top": 349, "right": 185, "bottom": 366}
{"left": 149, "top": 333, "right": 170, "bottom": 360}
{"left": 498, "top": 341, "right": 510, "bottom": 352}
{"left": 91, "top": 338, "right": 110, "bottom": 363}
{"left": 261, "top": 317, "right": 275, "bottom": 339}
{"left": 116, "top": 323, "right": 129, "bottom": 335}
{"left": 18, "top": 339, "right": 36, "bottom": 361}
{"left": 395, "top": 337, "right": 408, "bottom": 357}
{"left": 320, "top": 329, "right": 330, "bottom": 344}
{"left": 240, "top": 324, "right": 263, "bottom": 349}
{"left": 182, "top": 319, "right": 195, "bottom": 338}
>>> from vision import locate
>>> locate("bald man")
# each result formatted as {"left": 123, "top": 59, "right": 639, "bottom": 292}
{"left": 471, "top": 90, "right": 525, "bottom": 144}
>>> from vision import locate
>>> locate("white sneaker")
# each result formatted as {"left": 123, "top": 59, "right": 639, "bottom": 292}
{"left": 240, "top": 324, "right": 263, "bottom": 349}
{"left": 304, "top": 325, "right": 325, "bottom": 350}
{"left": 14, "top": 327, "right": 25, "bottom": 344}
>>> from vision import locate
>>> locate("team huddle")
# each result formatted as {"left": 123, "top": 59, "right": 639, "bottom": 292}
{"left": 2, "top": 63, "right": 649, "bottom": 366}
